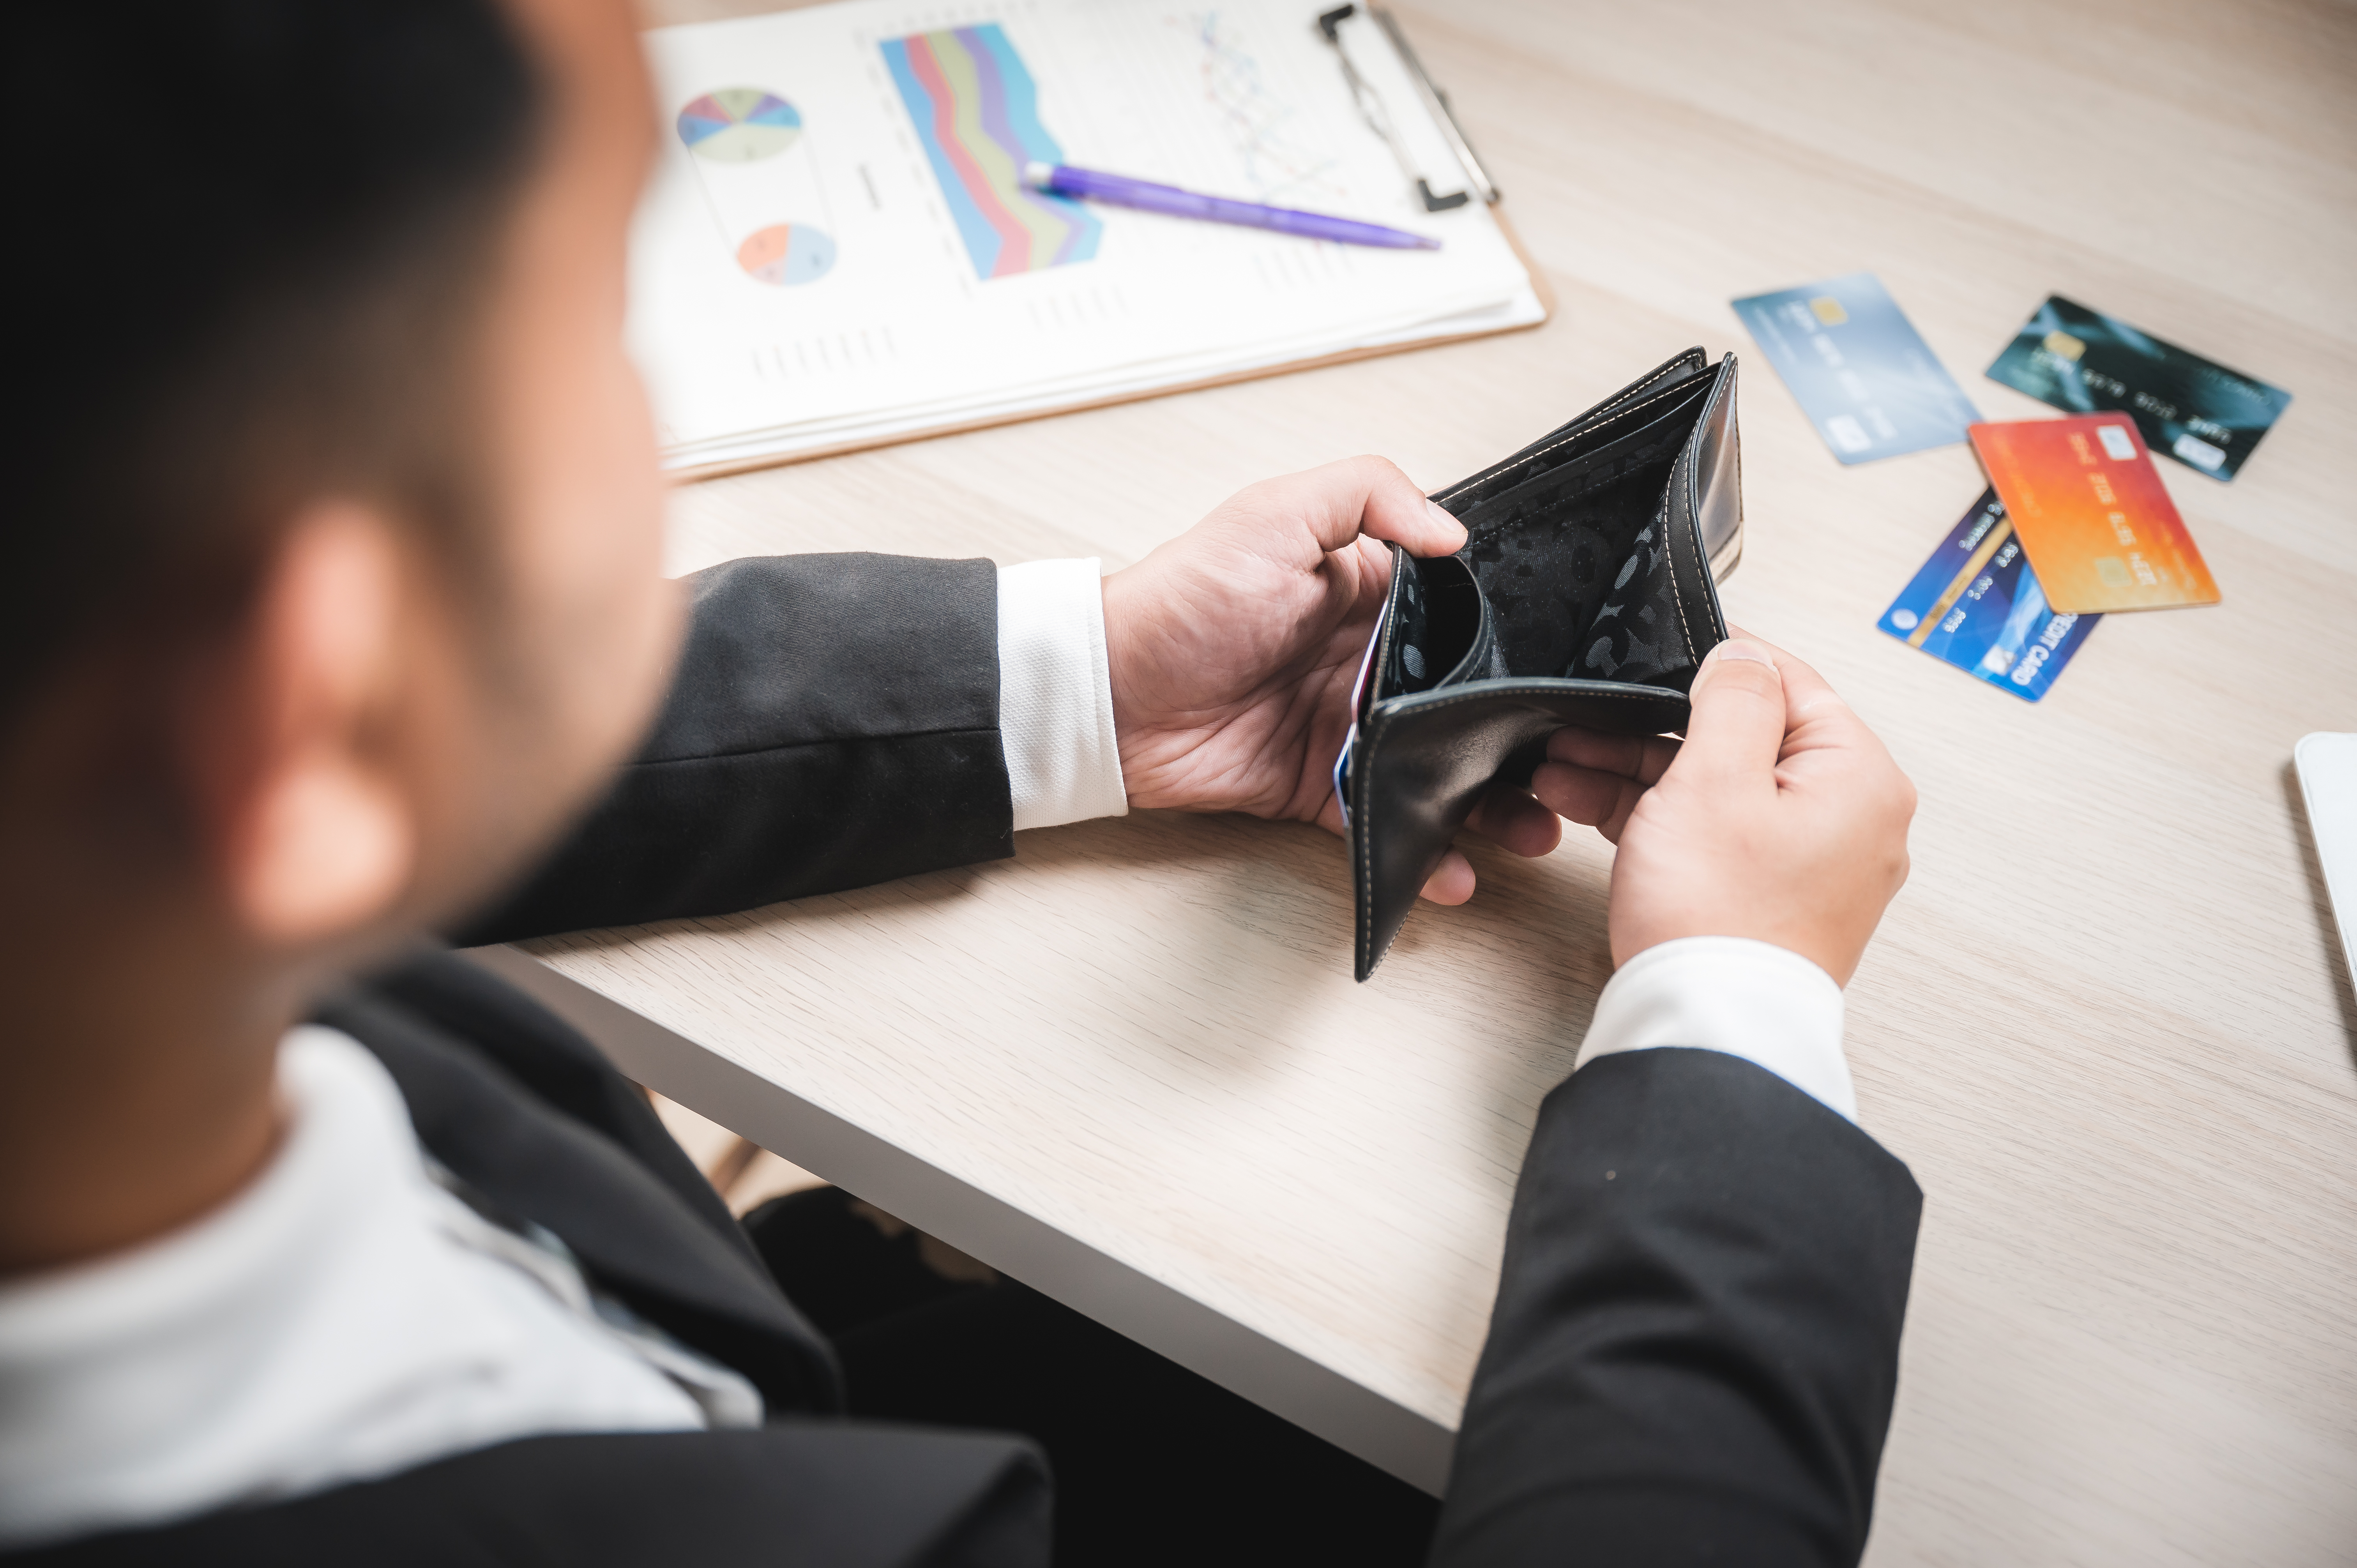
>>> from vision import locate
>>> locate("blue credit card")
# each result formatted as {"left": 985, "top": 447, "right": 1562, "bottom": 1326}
{"left": 1732, "top": 271, "right": 1979, "bottom": 463}
{"left": 1878, "top": 488, "right": 2097, "bottom": 702}
{"left": 1984, "top": 295, "right": 2292, "bottom": 482}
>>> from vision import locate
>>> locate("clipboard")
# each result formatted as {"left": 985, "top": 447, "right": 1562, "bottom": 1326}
{"left": 636, "top": 0, "right": 1553, "bottom": 481}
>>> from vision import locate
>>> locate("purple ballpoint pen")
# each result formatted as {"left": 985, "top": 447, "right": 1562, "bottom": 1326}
{"left": 1022, "top": 162, "right": 1441, "bottom": 251}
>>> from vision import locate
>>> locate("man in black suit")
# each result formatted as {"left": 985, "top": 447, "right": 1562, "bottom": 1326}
{"left": 0, "top": 1, "right": 1920, "bottom": 1564}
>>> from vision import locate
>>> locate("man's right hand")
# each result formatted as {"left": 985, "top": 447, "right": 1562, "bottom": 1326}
{"left": 1529, "top": 633, "right": 1915, "bottom": 986}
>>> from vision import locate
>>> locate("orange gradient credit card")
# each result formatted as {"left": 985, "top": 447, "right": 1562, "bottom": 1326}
{"left": 1968, "top": 415, "right": 2221, "bottom": 612}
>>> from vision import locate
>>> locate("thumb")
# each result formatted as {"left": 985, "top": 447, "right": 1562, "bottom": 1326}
{"left": 1666, "top": 639, "right": 1788, "bottom": 792}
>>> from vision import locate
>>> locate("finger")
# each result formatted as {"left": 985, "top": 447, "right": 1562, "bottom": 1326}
{"left": 1545, "top": 726, "right": 1679, "bottom": 784}
{"left": 1529, "top": 761, "right": 1647, "bottom": 844}
{"left": 1666, "top": 638, "right": 1787, "bottom": 792}
{"left": 1419, "top": 848, "right": 1475, "bottom": 905}
{"left": 1314, "top": 786, "right": 1346, "bottom": 839}
{"left": 1464, "top": 784, "right": 1561, "bottom": 858}
{"left": 1267, "top": 455, "right": 1467, "bottom": 560}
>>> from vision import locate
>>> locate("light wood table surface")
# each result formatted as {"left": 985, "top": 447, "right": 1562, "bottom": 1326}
{"left": 485, "top": 0, "right": 2357, "bottom": 1560}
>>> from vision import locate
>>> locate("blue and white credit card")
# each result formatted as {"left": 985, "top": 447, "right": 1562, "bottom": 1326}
{"left": 1732, "top": 271, "right": 1979, "bottom": 463}
{"left": 1878, "top": 488, "right": 2098, "bottom": 702}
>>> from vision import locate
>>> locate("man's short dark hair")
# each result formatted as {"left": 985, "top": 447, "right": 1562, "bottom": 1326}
{"left": 5, "top": 1, "right": 544, "bottom": 724}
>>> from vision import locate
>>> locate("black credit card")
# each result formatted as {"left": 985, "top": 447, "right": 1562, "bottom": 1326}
{"left": 1985, "top": 295, "right": 2291, "bottom": 482}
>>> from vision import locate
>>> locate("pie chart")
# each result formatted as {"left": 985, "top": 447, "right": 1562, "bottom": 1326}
{"left": 678, "top": 89, "right": 801, "bottom": 162}
{"left": 736, "top": 223, "right": 837, "bottom": 286}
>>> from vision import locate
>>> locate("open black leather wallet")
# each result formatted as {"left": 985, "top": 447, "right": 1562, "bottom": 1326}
{"left": 1335, "top": 348, "right": 1744, "bottom": 980}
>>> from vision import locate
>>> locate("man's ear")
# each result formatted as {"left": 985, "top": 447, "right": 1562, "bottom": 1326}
{"left": 202, "top": 504, "right": 421, "bottom": 946}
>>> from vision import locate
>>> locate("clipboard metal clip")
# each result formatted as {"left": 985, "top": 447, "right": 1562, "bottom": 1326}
{"left": 1316, "top": 3, "right": 1501, "bottom": 212}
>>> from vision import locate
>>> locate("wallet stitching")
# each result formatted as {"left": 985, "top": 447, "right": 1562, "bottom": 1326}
{"left": 1677, "top": 422, "right": 1712, "bottom": 648}
{"left": 1435, "top": 382, "right": 1701, "bottom": 508}
{"left": 1631, "top": 359, "right": 1732, "bottom": 666}
{"left": 1430, "top": 362, "right": 1702, "bottom": 511}
{"left": 1355, "top": 743, "right": 1376, "bottom": 972}
{"left": 1552, "top": 355, "right": 1703, "bottom": 438}
{"left": 1672, "top": 370, "right": 1732, "bottom": 651}
{"left": 1659, "top": 480, "right": 1697, "bottom": 666}
{"left": 1583, "top": 349, "right": 1708, "bottom": 423}
{"left": 1432, "top": 374, "right": 1717, "bottom": 510}
{"left": 1368, "top": 686, "right": 1679, "bottom": 726}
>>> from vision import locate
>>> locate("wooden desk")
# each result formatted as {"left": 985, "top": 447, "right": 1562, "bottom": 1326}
{"left": 493, "top": 0, "right": 2357, "bottom": 1559}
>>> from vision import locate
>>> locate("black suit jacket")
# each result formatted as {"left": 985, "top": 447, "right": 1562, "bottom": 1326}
{"left": 10, "top": 554, "right": 1920, "bottom": 1567}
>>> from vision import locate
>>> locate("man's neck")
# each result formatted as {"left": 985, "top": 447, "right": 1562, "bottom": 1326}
{"left": 0, "top": 930, "right": 290, "bottom": 1279}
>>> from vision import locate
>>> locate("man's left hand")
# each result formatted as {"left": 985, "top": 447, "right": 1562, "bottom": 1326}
{"left": 1101, "top": 456, "right": 1561, "bottom": 904}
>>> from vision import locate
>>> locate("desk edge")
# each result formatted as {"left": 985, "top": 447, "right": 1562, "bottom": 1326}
{"left": 457, "top": 943, "right": 1460, "bottom": 1496}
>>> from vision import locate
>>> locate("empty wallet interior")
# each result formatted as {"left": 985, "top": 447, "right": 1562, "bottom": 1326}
{"left": 1369, "top": 370, "right": 1721, "bottom": 711}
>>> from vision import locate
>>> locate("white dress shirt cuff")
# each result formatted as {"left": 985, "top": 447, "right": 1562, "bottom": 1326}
{"left": 1574, "top": 936, "right": 1857, "bottom": 1122}
{"left": 997, "top": 559, "right": 1128, "bottom": 832}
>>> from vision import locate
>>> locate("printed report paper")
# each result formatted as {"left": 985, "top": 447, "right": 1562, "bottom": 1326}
{"left": 629, "top": 0, "right": 1544, "bottom": 470}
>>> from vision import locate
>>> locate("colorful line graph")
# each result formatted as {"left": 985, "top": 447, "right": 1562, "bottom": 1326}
{"left": 1185, "top": 12, "right": 1344, "bottom": 201}
{"left": 881, "top": 25, "right": 1101, "bottom": 280}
